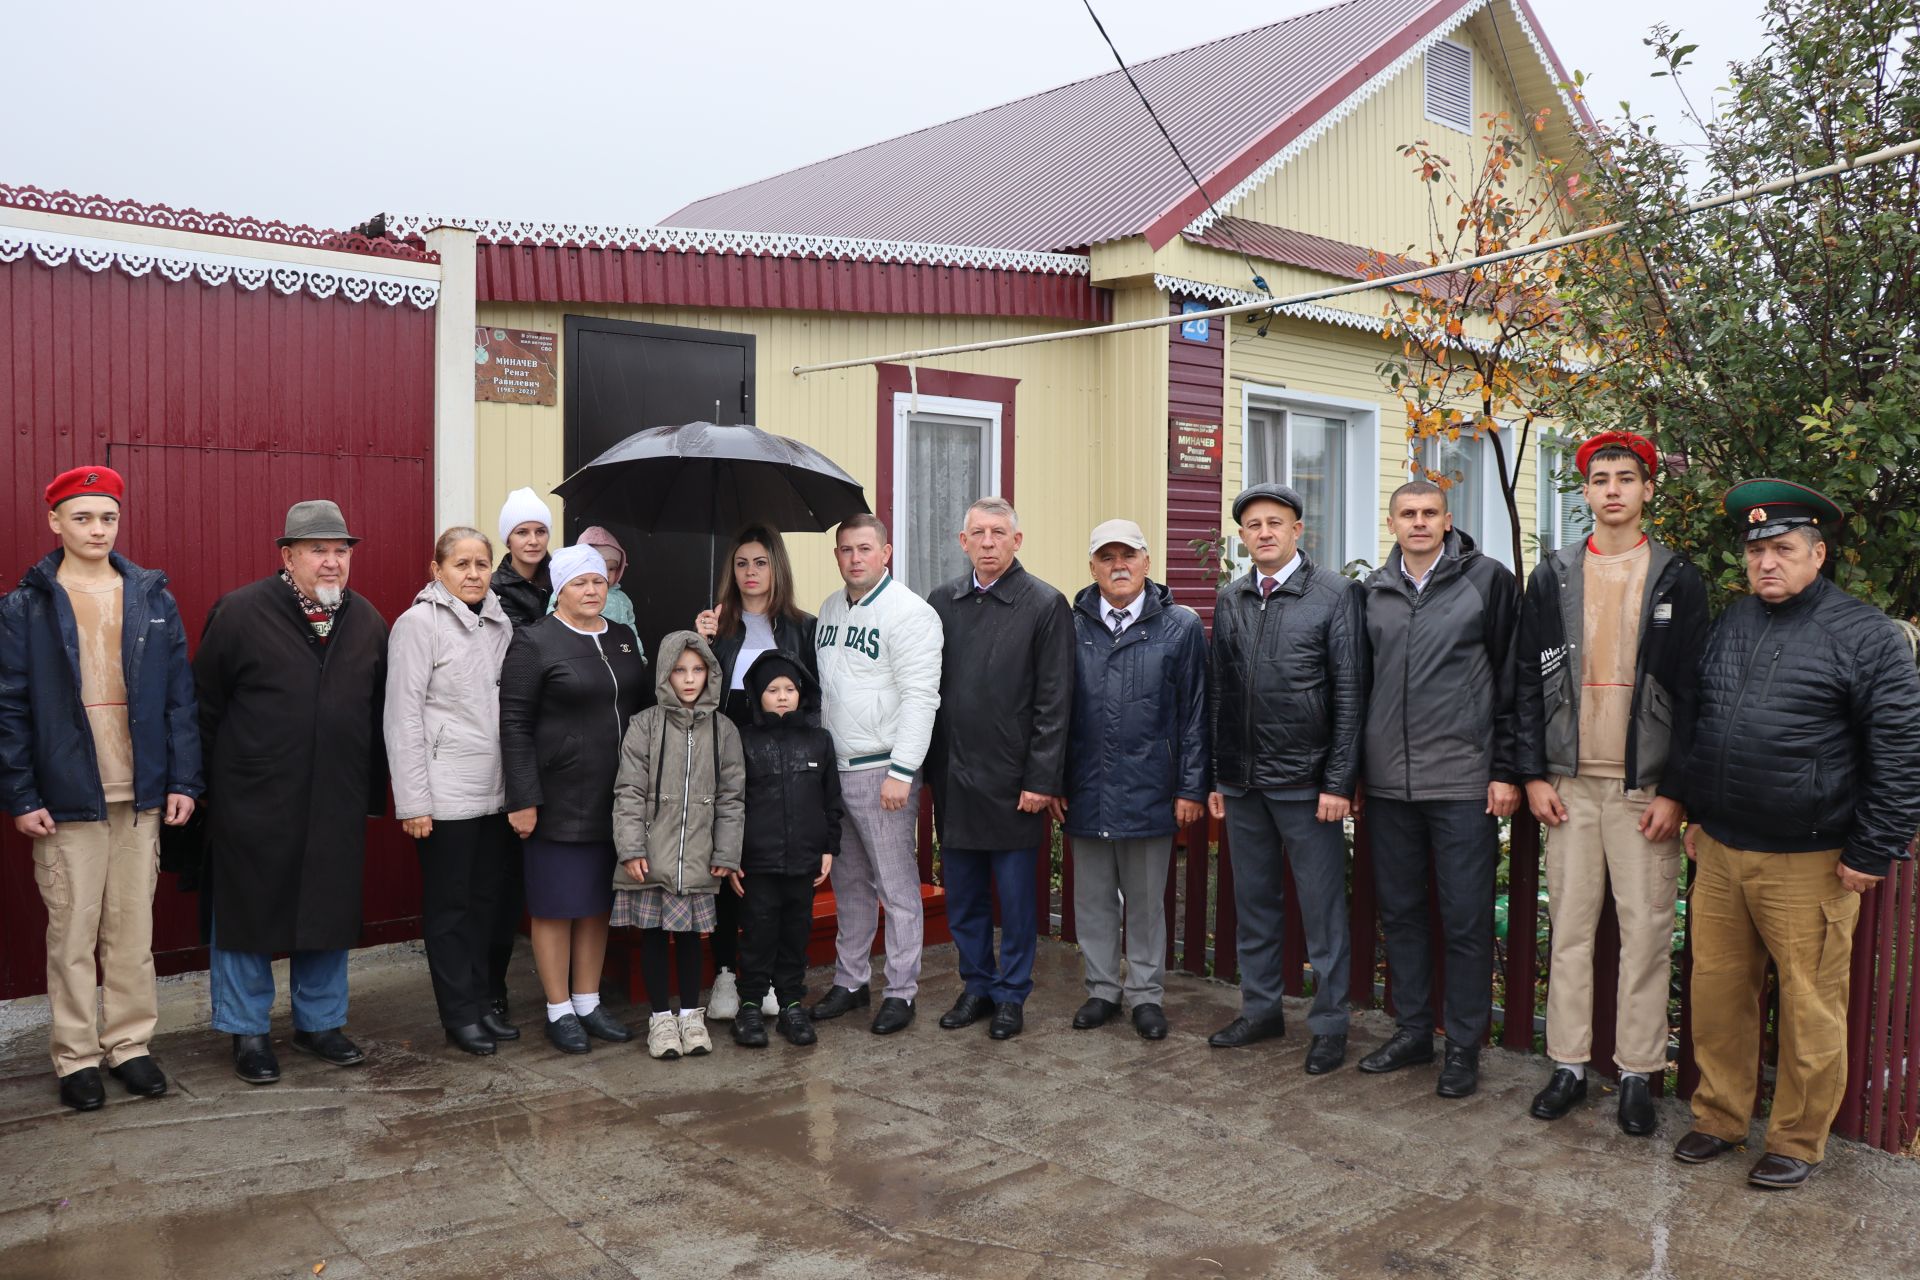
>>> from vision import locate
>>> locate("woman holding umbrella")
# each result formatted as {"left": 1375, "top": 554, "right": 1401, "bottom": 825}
{"left": 499, "top": 545, "right": 652, "bottom": 1053}
{"left": 693, "top": 523, "right": 818, "bottom": 1018}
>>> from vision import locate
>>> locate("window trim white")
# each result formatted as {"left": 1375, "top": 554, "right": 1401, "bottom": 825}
{"left": 1424, "top": 37, "right": 1475, "bottom": 135}
{"left": 1409, "top": 427, "right": 1519, "bottom": 569}
{"left": 891, "top": 391, "right": 1004, "bottom": 592}
{"left": 1237, "top": 383, "right": 1381, "bottom": 573}
{"left": 1537, "top": 436, "right": 1592, "bottom": 554}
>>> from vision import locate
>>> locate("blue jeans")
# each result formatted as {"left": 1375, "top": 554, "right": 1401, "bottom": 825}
{"left": 942, "top": 847, "right": 1039, "bottom": 1004}
{"left": 208, "top": 916, "right": 350, "bottom": 1035}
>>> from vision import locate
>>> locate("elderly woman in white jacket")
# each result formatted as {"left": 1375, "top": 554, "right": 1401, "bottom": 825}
{"left": 383, "top": 527, "right": 520, "bottom": 1056}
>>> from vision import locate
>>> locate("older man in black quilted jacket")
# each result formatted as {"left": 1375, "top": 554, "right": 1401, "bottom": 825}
{"left": 1206, "top": 483, "right": 1368, "bottom": 1071}
{"left": 1674, "top": 479, "right": 1920, "bottom": 1190}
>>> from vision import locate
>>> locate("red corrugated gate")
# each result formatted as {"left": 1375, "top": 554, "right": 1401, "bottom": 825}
{"left": 0, "top": 251, "right": 436, "bottom": 999}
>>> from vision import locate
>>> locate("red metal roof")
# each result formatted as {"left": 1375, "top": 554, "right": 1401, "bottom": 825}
{"left": 663, "top": 0, "right": 1465, "bottom": 253}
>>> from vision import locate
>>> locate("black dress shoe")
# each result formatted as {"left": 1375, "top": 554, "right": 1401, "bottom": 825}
{"left": 1618, "top": 1075, "right": 1657, "bottom": 1136}
{"left": 1208, "top": 1015, "right": 1285, "bottom": 1048}
{"left": 871, "top": 997, "right": 915, "bottom": 1035}
{"left": 481, "top": 1008, "right": 520, "bottom": 1041}
{"left": 776, "top": 1005, "right": 818, "bottom": 1046}
{"left": 1132, "top": 1004, "right": 1169, "bottom": 1040}
{"left": 291, "top": 1028, "right": 365, "bottom": 1066}
{"left": 1435, "top": 1044, "right": 1479, "bottom": 1098}
{"left": 1529, "top": 1067, "right": 1587, "bottom": 1120}
{"left": 1072, "top": 997, "right": 1121, "bottom": 1030}
{"left": 1305, "top": 1033, "right": 1348, "bottom": 1075}
{"left": 812, "top": 984, "right": 871, "bottom": 1020}
{"left": 577, "top": 1007, "right": 633, "bottom": 1043}
{"left": 232, "top": 1034, "right": 281, "bottom": 1084}
{"left": 444, "top": 1024, "right": 498, "bottom": 1056}
{"left": 988, "top": 1002, "right": 1025, "bottom": 1040}
{"left": 1748, "top": 1153, "right": 1817, "bottom": 1189}
{"left": 1672, "top": 1130, "right": 1738, "bottom": 1164}
{"left": 109, "top": 1055, "right": 168, "bottom": 1097}
{"left": 1359, "top": 1028, "right": 1436, "bottom": 1074}
{"left": 58, "top": 1067, "right": 106, "bottom": 1111}
{"left": 544, "top": 1013, "right": 591, "bottom": 1055}
{"left": 732, "top": 1006, "right": 769, "bottom": 1048}
{"left": 939, "top": 992, "right": 995, "bottom": 1030}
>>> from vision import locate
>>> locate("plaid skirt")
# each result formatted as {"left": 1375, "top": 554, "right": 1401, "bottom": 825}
{"left": 611, "top": 886, "right": 717, "bottom": 932}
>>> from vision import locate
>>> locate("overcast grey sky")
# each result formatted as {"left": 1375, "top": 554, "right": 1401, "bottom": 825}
{"left": 3, "top": 0, "right": 1767, "bottom": 234}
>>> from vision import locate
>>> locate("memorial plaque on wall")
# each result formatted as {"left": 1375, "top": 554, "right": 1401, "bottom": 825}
{"left": 474, "top": 326, "right": 558, "bottom": 405}
{"left": 1168, "top": 418, "right": 1223, "bottom": 477}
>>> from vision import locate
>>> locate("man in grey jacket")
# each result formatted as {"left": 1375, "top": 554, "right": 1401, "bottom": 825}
{"left": 1356, "top": 481, "right": 1520, "bottom": 1099}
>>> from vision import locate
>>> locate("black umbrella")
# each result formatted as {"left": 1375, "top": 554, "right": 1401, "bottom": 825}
{"left": 553, "top": 419, "right": 871, "bottom": 600}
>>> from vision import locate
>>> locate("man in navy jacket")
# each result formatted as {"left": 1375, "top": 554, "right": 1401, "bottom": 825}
{"left": 1060, "top": 519, "right": 1208, "bottom": 1040}
{"left": 0, "top": 466, "right": 201, "bottom": 1112}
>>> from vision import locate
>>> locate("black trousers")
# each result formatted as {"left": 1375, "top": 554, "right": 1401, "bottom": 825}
{"left": 415, "top": 814, "right": 517, "bottom": 1028}
{"left": 739, "top": 872, "right": 815, "bottom": 1008}
{"left": 1366, "top": 796, "right": 1499, "bottom": 1046}
{"left": 488, "top": 836, "right": 523, "bottom": 1003}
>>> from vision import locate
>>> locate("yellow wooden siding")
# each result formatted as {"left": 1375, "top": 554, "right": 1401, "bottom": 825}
{"left": 1221, "top": 17, "right": 1563, "bottom": 258}
{"left": 472, "top": 303, "right": 1119, "bottom": 611}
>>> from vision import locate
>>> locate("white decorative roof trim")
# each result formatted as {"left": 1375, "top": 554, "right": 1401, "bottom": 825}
{"left": 1185, "top": 0, "right": 1582, "bottom": 239}
{"left": 1155, "top": 273, "right": 1385, "bottom": 333}
{"left": 0, "top": 226, "right": 438, "bottom": 308}
{"left": 386, "top": 214, "right": 1093, "bottom": 276}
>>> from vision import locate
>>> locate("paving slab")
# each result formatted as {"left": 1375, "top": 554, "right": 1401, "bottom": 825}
{"left": 1, "top": 937, "right": 1915, "bottom": 1279}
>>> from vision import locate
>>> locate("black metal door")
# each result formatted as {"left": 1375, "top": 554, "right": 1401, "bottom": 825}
{"left": 563, "top": 316, "right": 755, "bottom": 665}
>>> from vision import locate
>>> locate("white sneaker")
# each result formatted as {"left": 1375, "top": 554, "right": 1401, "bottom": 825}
{"left": 646, "top": 1014, "right": 683, "bottom": 1060}
{"left": 678, "top": 1008, "right": 713, "bottom": 1056}
{"left": 760, "top": 990, "right": 780, "bottom": 1017}
{"left": 708, "top": 968, "right": 741, "bottom": 1020}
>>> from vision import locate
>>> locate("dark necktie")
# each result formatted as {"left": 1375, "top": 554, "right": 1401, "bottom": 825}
{"left": 1261, "top": 577, "right": 1278, "bottom": 599}
{"left": 1109, "top": 608, "right": 1125, "bottom": 635}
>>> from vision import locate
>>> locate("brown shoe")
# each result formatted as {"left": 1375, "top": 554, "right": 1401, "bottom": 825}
{"left": 1672, "top": 1131, "right": 1738, "bottom": 1164}
{"left": 1748, "top": 1153, "right": 1817, "bottom": 1189}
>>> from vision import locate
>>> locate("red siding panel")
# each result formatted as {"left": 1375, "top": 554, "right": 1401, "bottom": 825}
{"left": 0, "top": 255, "right": 436, "bottom": 998}
{"left": 476, "top": 244, "right": 1111, "bottom": 323}
{"left": 1166, "top": 297, "right": 1226, "bottom": 628}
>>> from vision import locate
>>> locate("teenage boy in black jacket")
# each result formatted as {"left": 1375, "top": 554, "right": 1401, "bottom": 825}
{"left": 730, "top": 652, "right": 843, "bottom": 1049}
{"left": 1514, "top": 432, "right": 1709, "bottom": 1136}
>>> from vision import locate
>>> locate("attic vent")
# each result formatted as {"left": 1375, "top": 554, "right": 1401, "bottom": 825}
{"left": 1424, "top": 38, "right": 1474, "bottom": 133}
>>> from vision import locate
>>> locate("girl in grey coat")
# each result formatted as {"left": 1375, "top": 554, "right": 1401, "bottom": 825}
{"left": 383, "top": 528, "right": 519, "bottom": 1056}
{"left": 611, "top": 631, "right": 745, "bottom": 1059}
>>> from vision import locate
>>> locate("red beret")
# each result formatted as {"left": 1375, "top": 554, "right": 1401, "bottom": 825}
{"left": 1574, "top": 431, "right": 1659, "bottom": 478}
{"left": 46, "top": 465, "right": 125, "bottom": 509}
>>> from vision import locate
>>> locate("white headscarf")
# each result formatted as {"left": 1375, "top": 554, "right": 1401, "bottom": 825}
{"left": 497, "top": 487, "right": 553, "bottom": 549}
{"left": 549, "top": 543, "right": 610, "bottom": 599}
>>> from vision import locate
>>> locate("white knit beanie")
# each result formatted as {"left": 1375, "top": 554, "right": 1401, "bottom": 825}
{"left": 497, "top": 486, "right": 553, "bottom": 548}
{"left": 549, "top": 543, "right": 610, "bottom": 599}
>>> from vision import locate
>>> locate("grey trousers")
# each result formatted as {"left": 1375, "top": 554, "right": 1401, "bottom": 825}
{"left": 1071, "top": 835, "right": 1172, "bottom": 1007}
{"left": 1223, "top": 793, "right": 1352, "bottom": 1034}
{"left": 830, "top": 769, "right": 926, "bottom": 1000}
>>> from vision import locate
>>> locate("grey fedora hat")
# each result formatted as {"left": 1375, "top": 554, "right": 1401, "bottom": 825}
{"left": 278, "top": 499, "right": 360, "bottom": 546}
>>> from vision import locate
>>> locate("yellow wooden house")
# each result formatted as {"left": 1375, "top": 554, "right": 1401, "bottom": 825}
{"left": 397, "top": 0, "right": 1591, "bottom": 627}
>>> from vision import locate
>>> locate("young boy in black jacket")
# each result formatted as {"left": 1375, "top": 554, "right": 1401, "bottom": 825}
{"left": 730, "top": 652, "right": 842, "bottom": 1048}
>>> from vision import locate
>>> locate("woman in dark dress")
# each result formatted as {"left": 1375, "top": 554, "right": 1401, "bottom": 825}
{"left": 691, "top": 524, "right": 818, "bottom": 1019}
{"left": 499, "top": 544, "right": 651, "bottom": 1054}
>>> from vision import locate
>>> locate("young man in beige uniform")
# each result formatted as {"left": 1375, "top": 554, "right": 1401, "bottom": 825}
{"left": 1515, "top": 433, "right": 1709, "bottom": 1135}
{"left": 0, "top": 466, "right": 202, "bottom": 1110}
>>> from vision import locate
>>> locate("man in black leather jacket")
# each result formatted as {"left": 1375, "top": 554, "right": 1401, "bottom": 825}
{"left": 1205, "top": 483, "right": 1367, "bottom": 1072}
{"left": 1674, "top": 479, "right": 1920, "bottom": 1190}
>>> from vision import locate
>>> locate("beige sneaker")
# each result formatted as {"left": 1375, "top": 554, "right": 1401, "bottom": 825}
{"left": 646, "top": 1014, "right": 682, "bottom": 1060}
{"left": 678, "top": 1008, "right": 713, "bottom": 1057}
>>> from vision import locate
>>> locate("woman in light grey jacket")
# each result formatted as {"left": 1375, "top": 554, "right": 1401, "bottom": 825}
{"left": 384, "top": 527, "right": 519, "bottom": 1056}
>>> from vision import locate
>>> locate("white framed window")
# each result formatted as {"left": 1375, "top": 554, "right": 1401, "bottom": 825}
{"left": 1424, "top": 38, "right": 1474, "bottom": 134}
{"left": 891, "top": 391, "right": 1003, "bottom": 592}
{"left": 1239, "top": 385, "right": 1380, "bottom": 572}
{"left": 1538, "top": 439, "right": 1593, "bottom": 553}
{"left": 1414, "top": 429, "right": 1518, "bottom": 569}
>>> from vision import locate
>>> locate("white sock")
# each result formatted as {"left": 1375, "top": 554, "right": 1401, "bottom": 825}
{"left": 650, "top": 1010, "right": 677, "bottom": 1023}
{"left": 571, "top": 992, "right": 600, "bottom": 1017}
{"left": 1556, "top": 1061, "right": 1586, "bottom": 1080}
{"left": 545, "top": 1001, "right": 573, "bottom": 1023}
{"left": 681, "top": 1006, "right": 705, "bottom": 1018}
{"left": 1620, "top": 1070, "right": 1649, "bottom": 1083}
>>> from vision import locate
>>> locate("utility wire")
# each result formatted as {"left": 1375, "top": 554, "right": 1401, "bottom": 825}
{"left": 1082, "top": 0, "right": 1271, "bottom": 300}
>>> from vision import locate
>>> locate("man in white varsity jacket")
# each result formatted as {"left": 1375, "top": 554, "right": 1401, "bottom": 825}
{"left": 809, "top": 514, "right": 944, "bottom": 1034}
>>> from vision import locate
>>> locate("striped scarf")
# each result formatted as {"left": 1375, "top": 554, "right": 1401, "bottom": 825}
{"left": 280, "top": 568, "right": 339, "bottom": 643}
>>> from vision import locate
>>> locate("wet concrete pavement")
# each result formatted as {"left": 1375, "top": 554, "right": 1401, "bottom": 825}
{"left": 2, "top": 938, "right": 1916, "bottom": 1279}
